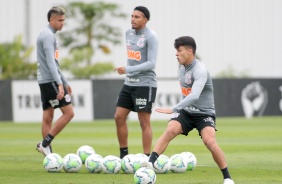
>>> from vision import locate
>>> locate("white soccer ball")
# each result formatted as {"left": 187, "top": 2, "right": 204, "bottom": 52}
{"left": 63, "top": 153, "right": 82, "bottom": 173}
{"left": 180, "top": 151, "right": 197, "bottom": 171}
{"left": 121, "top": 154, "right": 136, "bottom": 174}
{"left": 43, "top": 153, "right": 63, "bottom": 172}
{"left": 135, "top": 153, "right": 149, "bottom": 161}
{"left": 153, "top": 154, "right": 171, "bottom": 174}
{"left": 76, "top": 145, "right": 95, "bottom": 164}
{"left": 102, "top": 155, "right": 121, "bottom": 174}
{"left": 170, "top": 153, "right": 187, "bottom": 173}
{"left": 85, "top": 154, "right": 103, "bottom": 173}
{"left": 134, "top": 167, "right": 157, "bottom": 184}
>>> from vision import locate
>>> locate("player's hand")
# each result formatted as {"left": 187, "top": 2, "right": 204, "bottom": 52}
{"left": 114, "top": 67, "right": 126, "bottom": 75}
{"left": 57, "top": 84, "right": 65, "bottom": 100}
{"left": 155, "top": 108, "right": 173, "bottom": 114}
{"left": 66, "top": 85, "right": 72, "bottom": 96}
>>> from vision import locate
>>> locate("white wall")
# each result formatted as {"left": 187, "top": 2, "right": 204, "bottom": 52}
{"left": 1, "top": 0, "right": 282, "bottom": 78}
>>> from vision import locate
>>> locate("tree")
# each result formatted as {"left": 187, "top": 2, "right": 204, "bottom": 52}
{"left": 59, "top": 1, "right": 127, "bottom": 78}
{"left": 0, "top": 35, "right": 35, "bottom": 79}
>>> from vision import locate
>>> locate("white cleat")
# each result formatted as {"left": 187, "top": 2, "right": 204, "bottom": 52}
{"left": 223, "top": 178, "right": 235, "bottom": 184}
{"left": 36, "top": 142, "right": 52, "bottom": 156}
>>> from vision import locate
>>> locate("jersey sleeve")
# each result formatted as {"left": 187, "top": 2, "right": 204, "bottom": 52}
{"left": 172, "top": 66, "right": 207, "bottom": 112}
{"left": 43, "top": 34, "right": 63, "bottom": 85}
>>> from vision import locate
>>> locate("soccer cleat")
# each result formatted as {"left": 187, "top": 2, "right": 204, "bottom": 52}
{"left": 223, "top": 178, "right": 235, "bottom": 184}
{"left": 36, "top": 142, "right": 52, "bottom": 156}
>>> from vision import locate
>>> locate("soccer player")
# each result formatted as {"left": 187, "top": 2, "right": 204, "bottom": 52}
{"left": 114, "top": 6, "right": 159, "bottom": 159}
{"left": 146, "top": 36, "right": 235, "bottom": 184}
{"left": 36, "top": 6, "right": 74, "bottom": 156}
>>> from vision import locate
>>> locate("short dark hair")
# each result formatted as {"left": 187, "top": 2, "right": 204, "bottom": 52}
{"left": 174, "top": 36, "right": 196, "bottom": 54}
{"left": 47, "top": 6, "right": 65, "bottom": 22}
{"left": 134, "top": 6, "right": 150, "bottom": 20}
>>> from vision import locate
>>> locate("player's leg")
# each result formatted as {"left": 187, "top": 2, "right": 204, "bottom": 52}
{"left": 137, "top": 111, "right": 152, "bottom": 156}
{"left": 41, "top": 107, "right": 54, "bottom": 138}
{"left": 201, "top": 126, "right": 227, "bottom": 168}
{"left": 143, "top": 120, "right": 182, "bottom": 169}
{"left": 49, "top": 104, "right": 74, "bottom": 136}
{"left": 114, "top": 85, "right": 133, "bottom": 158}
{"left": 201, "top": 126, "right": 234, "bottom": 184}
{"left": 115, "top": 106, "right": 131, "bottom": 158}
{"left": 135, "top": 86, "right": 157, "bottom": 156}
{"left": 146, "top": 110, "right": 193, "bottom": 169}
{"left": 153, "top": 120, "right": 182, "bottom": 154}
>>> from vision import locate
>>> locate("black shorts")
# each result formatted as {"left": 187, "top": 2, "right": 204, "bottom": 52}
{"left": 170, "top": 109, "right": 216, "bottom": 136}
{"left": 116, "top": 85, "right": 157, "bottom": 113}
{"left": 39, "top": 82, "right": 72, "bottom": 110}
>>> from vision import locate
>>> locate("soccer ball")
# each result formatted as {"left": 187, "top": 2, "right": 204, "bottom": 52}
{"left": 43, "top": 153, "right": 63, "bottom": 172}
{"left": 85, "top": 154, "right": 103, "bottom": 173}
{"left": 134, "top": 167, "right": 157, "bottom": 184}
{"left": 102, "top": 155, "right": 121, "bottom": 174}
{"left": 180, "top": 151, "right": 197, "bottom": 171}
{"left": 135, "top": 153, "right": 149, "bottom": 161}
{"left": 153, "top": 154, "right": 171, "bottom": 174}
{"left": 170, "top": 153, "right": 187, "bottom": 173}
{"left": 76, "top": 145, "right": 95, "bottom": 164}
{"left": 63, "top": 153, "right": 82, "bottom": 173}
{"left": 121, "top": 154, "right": 136, "bottom": 174}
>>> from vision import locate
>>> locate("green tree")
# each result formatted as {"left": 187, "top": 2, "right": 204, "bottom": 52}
{"left": 59, "top": 1, "right": 127, "bottom": 78}
{"left": 0, "top": 35, "right": 35, "bottom": 79}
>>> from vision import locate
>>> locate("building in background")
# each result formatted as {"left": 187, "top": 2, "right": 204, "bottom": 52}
{"left": 0, "top": 0, "right": 282, "bottom": 79}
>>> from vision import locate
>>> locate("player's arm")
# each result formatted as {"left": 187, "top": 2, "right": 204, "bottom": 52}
{"left": 156, "top": 68, "right": 207, "bottom": 114}
{"left": 43, "top": 34, "right": 64, "bottom": 99}
{"left": 172, "top": 69, "right": 207, "bottom": 112}
{"left": 43, "top": 34, "right": 63, "bottom": 86}
{"left": 126, "top": 33, "right": 158, "bottom": 73}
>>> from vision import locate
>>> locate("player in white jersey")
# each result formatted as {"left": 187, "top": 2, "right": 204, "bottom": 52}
{"left": 147, "top": 36, "right": 234, "bottom": 184}
{"left": 114, "top": 6, "right": 158, "bottom": 158}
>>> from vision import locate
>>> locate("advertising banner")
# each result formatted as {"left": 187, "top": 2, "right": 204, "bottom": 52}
{"left": 12, "top": 80, "right": 93, "bottom": 123}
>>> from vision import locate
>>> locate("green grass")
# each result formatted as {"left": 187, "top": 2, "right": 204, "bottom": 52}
{"left": 0, "top": 116, "right": 282, "bottom": 184}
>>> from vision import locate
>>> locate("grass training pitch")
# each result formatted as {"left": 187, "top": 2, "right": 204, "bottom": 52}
{"left": 0, "top": 116, "right": 281, "bottom": 184}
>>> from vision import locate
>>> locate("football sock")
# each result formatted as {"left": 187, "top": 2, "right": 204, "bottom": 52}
{"left": 120, "top": 147, "right": 128, "bottom": 159}
{"left": 148, "top": 151, "right": 159, "bottom": 163}
{"left": 145, "top": 153, "right": 150, "bottom": 157}
{"left": 42, "top": 133, "right": 54, "bottom": 147}
{"left": 221, "top": 167, "right": 231, "bottom": 179}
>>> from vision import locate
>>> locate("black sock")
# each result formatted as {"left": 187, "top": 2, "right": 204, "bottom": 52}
{"left": 221, "top": 167, "right": 231, "bottom": 179}
{"left": 42, "top": 134, "right": 54, "bottom": 147}
{"left": 120, "top": 147, "right": 128, "bottom": 159}
{"left": 148, "top": 151, "right": 159, "bottom": 164}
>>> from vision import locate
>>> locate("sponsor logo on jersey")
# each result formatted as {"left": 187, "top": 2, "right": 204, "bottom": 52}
{"left": 127, "top": 77, "right": 140, "bottom": 83}
{"left": 181, "top": 87, "right": 191, "bottom": 96}
{"left": 127, "top": 49, "right": 141, "bottom": 61}
{"left": 137, "top": 37, "right": 145, "bottom": 47}
{"left": 55, "top": 49, "right": 59, "bottom": 59}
